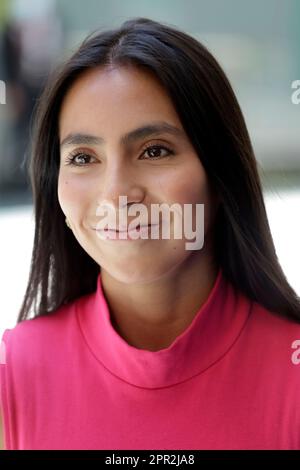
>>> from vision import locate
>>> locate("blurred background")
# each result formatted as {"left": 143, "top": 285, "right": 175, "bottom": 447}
{"left": 0, "top": 0, "right": 299, "bottom": 338}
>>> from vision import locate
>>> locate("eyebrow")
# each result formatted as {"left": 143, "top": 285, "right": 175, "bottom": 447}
{"left": 60, "top": 121, "right": 185, "bottom": 149}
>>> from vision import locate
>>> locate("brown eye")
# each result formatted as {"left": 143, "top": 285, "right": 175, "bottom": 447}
{"left": 140, "top": 145, "right": 174, "bottom": 160}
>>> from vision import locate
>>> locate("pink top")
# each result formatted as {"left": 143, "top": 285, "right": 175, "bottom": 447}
{"left": 1, "top": 268, "right": 300, "bottom": 450}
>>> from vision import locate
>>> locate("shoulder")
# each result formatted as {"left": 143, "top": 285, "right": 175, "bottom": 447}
{"left": 244, "top": 300, "right": 300, "bottom": 369}
{"left": 0, "top": 291, "right": 92, "bottom": 368}
{"left": 249, "top": 300, "right": 300, "bottom": 337}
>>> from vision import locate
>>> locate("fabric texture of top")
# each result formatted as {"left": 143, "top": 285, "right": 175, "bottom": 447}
{"left": 1, "top": 267, "right": 300, "bottom": 450}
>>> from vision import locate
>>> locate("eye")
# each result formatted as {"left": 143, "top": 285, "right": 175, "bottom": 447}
{"left": 64, "top": 143, "right": 175, "bottom": 166}
{"left": 139, "top": 144, "right": 174, "bottom": 160}
{"left": 65, "top": 150, "right": 97, "bottom": 166}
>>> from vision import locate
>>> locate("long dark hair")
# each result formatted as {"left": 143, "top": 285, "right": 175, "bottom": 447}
{"left": 18, "top": 17, "right": 300, "bottom": 323}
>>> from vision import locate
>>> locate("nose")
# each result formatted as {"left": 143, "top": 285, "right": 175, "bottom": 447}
{"left": 96, "top": 161, "right": 145, "bottom": 212}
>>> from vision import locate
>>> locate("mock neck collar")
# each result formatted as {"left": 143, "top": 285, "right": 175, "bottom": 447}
{"left": 77, "top": 267, "right": 252, "bottom": 389}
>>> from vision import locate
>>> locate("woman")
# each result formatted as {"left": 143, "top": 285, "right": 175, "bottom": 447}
{"left": 0, "top": 17, "right": 300, "bottom": 450}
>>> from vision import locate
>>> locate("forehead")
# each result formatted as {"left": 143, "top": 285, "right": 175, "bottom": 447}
{"left": 58, "top": 66, "right": 182, "bottom": 137}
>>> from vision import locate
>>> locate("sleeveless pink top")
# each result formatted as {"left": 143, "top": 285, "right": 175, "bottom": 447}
{"left": 1, "top": 268, "right": 300, "bottom": 449}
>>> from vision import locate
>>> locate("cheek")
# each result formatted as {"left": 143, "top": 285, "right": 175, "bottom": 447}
{"left": 157, "top": 162, "right": 212, "bottom": 237}
{"left": 159, "top": 163, "right": 208, "bottom": 205}
{"left": 57, "top": 173, "right": 90, "bottom": 217}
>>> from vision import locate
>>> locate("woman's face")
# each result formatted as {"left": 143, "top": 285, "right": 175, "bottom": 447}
{"left": 58, "top": 65, "right": 219, "bottom": 284}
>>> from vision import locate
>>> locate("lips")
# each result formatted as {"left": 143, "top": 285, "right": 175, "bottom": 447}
{"left": 105, "top": 224, "right": 149, "bottom": 232}
{"left": 93, "top": 224, "right": 154, "bottom": 232}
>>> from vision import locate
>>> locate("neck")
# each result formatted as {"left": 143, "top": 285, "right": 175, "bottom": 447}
{"left": 100, "top": 244, "right": 219, "bottom": 351}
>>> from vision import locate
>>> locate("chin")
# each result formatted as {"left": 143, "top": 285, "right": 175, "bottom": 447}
{"left": 104, "top": 256, "right": 186, "bottom": 286}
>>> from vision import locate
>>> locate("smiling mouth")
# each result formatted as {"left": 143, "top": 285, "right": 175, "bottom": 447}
{"left": 103, "top": 224, "right": 152, "bottom": 232}
{"left": 93, "top": 224, "right": 158, "bottom": 232}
